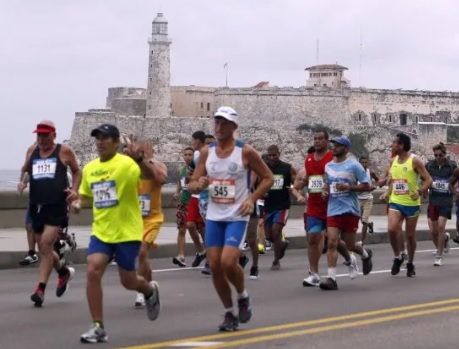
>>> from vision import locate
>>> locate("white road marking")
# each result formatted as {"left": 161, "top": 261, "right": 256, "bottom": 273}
{"left": 170, "top": 341, "right": 224, "bottom": 347}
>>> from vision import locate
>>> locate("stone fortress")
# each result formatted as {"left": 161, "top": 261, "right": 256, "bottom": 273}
{"left": 69, "top": 12, "right": 459, "bottom": 178}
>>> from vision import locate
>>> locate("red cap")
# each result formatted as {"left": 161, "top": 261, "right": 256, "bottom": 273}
{"left": 33, "top": 120, "right": 56, "bottom": 134}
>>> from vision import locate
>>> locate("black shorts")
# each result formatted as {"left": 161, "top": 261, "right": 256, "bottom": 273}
{"left": 29, "top": 203, "right": 69, "bottom": 234}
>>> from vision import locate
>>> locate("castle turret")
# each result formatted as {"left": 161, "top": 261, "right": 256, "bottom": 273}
{"left": 146, "top": 13, "right": 171, "bottom": 117}
{"left": 305, "top": 64, "right": 350, "bottom": 88}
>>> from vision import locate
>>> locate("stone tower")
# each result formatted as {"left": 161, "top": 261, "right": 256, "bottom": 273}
{"left": 146, "top": 13, "right": 171, "bottom": 117}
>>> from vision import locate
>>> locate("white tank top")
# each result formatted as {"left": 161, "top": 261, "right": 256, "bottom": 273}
{"left": 358, "top": 168, "right": 373, "bottom": 200}
{"left": 206, "top": 140, "right": 250, "bottom": 222}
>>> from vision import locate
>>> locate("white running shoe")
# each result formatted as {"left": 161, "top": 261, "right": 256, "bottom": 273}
{"left": 434, "top": 256, "right": 443, "bottom": 266}
{"left": 444, "top": 232, "right": 451, "bottom": 254}
{"left": 134, "top": 292, "right": 145, "bottom": 308}
{"left": 348, "top": 253, "right": 359, "bottom": 280}
{"left": 302, "top": 273, "right": 320, "bottom": 287}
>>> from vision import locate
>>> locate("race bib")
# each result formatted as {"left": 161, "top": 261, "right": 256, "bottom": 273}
{"left": 91, "top": 180, "right": 118, "bottom": 208}
{"left": 209, "top": 179, "right": 235, "bottom": 204}
{"left": 271, "top": 175, "right": 284, "bottom": 190}
{"left": 393, "top": 179, "right": 409, "bottom": 195}
{"left": 308, "top": 175, "right": 324, "bottom": 193}
{"left": 180, "top": 177, "right": 188, "bottom": 191}
{"left": 330, "top": 182, "right": 349, "bottom": 196}
{"left": 139, "top": 194, "right": 151, "bottom": 217}
{"left": 432, "top": 179, "right": 449, "bottom": 193}
{"left": 32, "top": 158, "right": 57, "bottom": 180}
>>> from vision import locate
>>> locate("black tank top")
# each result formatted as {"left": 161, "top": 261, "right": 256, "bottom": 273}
{"left": 28, "top": 144, "right": 68, "bottom": 205}
{"left": 264, "top": 161, "right": 292, "bottom": 212}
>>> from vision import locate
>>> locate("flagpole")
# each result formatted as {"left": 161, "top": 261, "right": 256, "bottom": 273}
{"left": 224, "top": 63, "right": 228, "bottom": 88}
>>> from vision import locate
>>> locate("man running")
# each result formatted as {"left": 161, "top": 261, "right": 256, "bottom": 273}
{"left": 133, "top": 139, "right": 168, "bottom": 307}
{"left": 320, "top": 136, "right": 373, "bottom": 290}
{"left": 264, "top": 145, "right": 296, "bottom": 270}
{"left": 387, "top": 133, "right": 432, "bottom": 277}
{"left": 425, "top": 142, "right": 456, "bottom": 266}
{"left": 172, "top": 147, "right": 195, "bottom": 267}
{"left": 189, "top": 106, "right": 273, "bottom": 331}
{"left": 73, "top": 124, "right": 160, "bottom": 343}
{"left": 357, "top": 156, "right": 379, "bottom": 245}
{"left": 18, "top": 120, "right": 80, "bottom": 306}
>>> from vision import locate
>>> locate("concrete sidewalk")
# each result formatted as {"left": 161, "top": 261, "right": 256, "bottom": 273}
{"left": 0, "top": 215, "right": 457, "bottom": 269}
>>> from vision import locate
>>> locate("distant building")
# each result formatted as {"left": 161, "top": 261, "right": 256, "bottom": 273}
{"left": 305, "top": 64, "right": 350, "bottom": 88}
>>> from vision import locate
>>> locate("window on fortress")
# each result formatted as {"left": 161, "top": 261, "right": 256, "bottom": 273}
{"left": 389, "top": 115, "right": 392, "bottom": 122}
{"left": 415, "top": 116, "right": 419, "bottom": 123}
{"left": 207, "top": 103, "right": 210, "bottom": 111}
{"left": 334, "top": 72, "right": 337, "bottom": 76}
{"left": 358, "top": 114, "right": 362, "bottom": 121}
{"left": 373, "top": 114, "right": 377, "bottom": 123}
{"left": 201, "top": 102, "right": 204, "bottom": 109}
{"left": 400, "top": 113, "right": 407, "bottom": 126}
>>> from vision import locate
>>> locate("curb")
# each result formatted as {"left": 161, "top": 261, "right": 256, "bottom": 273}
{"left": 0, "top": 229, "right": 439, "bottom": 270}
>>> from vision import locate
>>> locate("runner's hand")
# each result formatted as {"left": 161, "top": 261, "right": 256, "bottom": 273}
{"left": 321, "top": 191, "right": 329, "bottom": 201}
{"left": 297, "top": 195, "right": 306, "bottom": 204}
{"left": 65, "top": 188, "right": 78, "bottom": 202}
{"left": 197, "top": 177, "right": 209, "bottom": 191}
{"left": 70, "top": 200, "right": 81, "bottom": 214}
{"left": 17, "top": 182, "right": 27, "bottom": 193}
{"left": 123, "top": 134, "right": 144, "bottom": 161}
{"left": 173, "top": 193, "right": 179, "bottom": 201}
{"left": 238, "top": 197, "right": 255, "bottom": 216}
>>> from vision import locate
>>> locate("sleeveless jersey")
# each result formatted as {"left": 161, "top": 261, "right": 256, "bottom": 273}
{"left": 28, "top": 144, "right": 68, "bottom": 205}
{"left": 389, "top": 154, "right": 420, "bottom": 206}
{"left": 305, "top": 151, "right": 333, "bottom": 219}
{"left": 206, "top": 140, "right": 250, "bottom": 222}
{"left": 138, "top": 178, "right": 164, "bottom": 223}
{"left": 358, "top": 168, "right": 373, "bottom": 200}
{"left": 264, "top": 161, "right": 292, "bottom": 212}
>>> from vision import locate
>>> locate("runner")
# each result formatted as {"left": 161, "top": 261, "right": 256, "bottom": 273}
{"left": 264, "top": 145, "right": 296, "bottom": 270}
{"left": 386, "top": 133, "right": 432, "bottom": 277}
{"left": 320, "top": 135, "right": 373, "bottom": 290}
{"left": 73, "top": 124, "right": 160, "bottom": 343}
{"left": 172, "top": 147, "right": 195, "bottom": 267}
{"left": 357, "top": 156, "right": 379, "bottom": 245}
{"left": 449, "top": 164, "right": 459, "bottom": 244}
{"left": 134, "top": 139, "right": 168, "bottom": 308}
{"left": 425, "top": 142, "right": 456, "bottom": 266}
{"left": 17, "top": 120, "right": 80, "bottom": 306}
{"left": 188, "top": 106, "right": 273, "bottom": 331}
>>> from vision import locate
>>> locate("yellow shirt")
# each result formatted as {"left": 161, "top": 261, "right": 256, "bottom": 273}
{"left": 389, "top": 155, "right": 420, "bottom": 206}
{"left": 79, "top": 153, "right": 143, "bottom": 243}
{"left": 138, "top": 179, "right": 164, "bottom": 223}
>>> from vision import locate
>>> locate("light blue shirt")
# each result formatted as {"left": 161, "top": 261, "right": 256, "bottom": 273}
{"left": 325, "top": 158, "right": 368, "bottom": 217}
{"left": 194, "top": 151, "right": 209, "bottom": 202}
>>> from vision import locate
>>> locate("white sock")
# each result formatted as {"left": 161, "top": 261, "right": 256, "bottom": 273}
{"left": 238, "top": 290, "right": 249, "bottom": 299}
{"left": 225, "top": 307, "right": 234, "bottom": 314}
{"left": 361, "top": 249, "right": 369, "bottom": 259}
{"left": 395, "top": 254, "right": 402, "bottom": 260}
{"left": 327, "top": 268, "right": 337, "bottom": 280}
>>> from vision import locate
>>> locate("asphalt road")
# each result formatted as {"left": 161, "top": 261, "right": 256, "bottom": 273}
{"left": 1, "top": 241, "right": 459, "bottom": 349}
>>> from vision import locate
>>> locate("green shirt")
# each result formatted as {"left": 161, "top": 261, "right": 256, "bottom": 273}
{"left": 179, "top": 166, "right": 191, "bottom": 204}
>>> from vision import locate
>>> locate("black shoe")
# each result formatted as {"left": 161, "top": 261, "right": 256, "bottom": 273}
{"left": 201, "top": 262, "right": 212, "bottom": 275}
{"left": 249, "top": 266, "right": 259, "bottom": 280}
{"left": 239, "top": 254, "right": 249, "bottom": 269}
{"left": 368, "top": 222, "right": 374, "bottom": 234}
{"left": 192, "top": 252, "right": 206, "bottom": 267}
{"left": 391, "top": 257, "right": 403, "bottom": 275}
{"left": 219, "top": 312, "right": 239, "bottom": 332}
{"left": 322, "top": 236, "right": 328, "bottom": 254}
{"left": 406, "top": 262, "right": 416, "bottom": 277}
{"left": 453, "top": 236, "right": 459, "bottom": 245}
{"left": 319, "top": 277, "right": 338, "bottom": 291}
{"left": 19, "top": 253, "right": 39, "bottom": 266}
{"left": 362, "top": 249, "right": 373, "bottom": 275}
{"left": 237, "top": 296, "right": 252, "bottom": 323}
{"left": 31, "top": 289, "right": 45, "bottom": 307}
{"left": 172, "top": 256, "right": 186, "bottom": 267}
{"left": 279, "top": 240, "right": 289, "bottom": 260}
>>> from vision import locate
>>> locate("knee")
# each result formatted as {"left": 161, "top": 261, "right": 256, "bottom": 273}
{"left": 186, "top": 222, "right": 195, "bottom": 231}
{"left": 138, "top": 247, "right": 149, "bottom": 264}
{"left": 120, "top": 275, "right": 136, "bottom": 290}
{"left": 178, "top": 227, "right": 186, "bottom": 237}
{"left": 87, "top": 263, "right": 103, "bottom": 283}
{"left": 327, "top": 235, "right": 339, "bottom": 249}
{"left": 220, "top": 258, "right": 235, "bottom": 274}
{"left": 307, "top": 233, "right": 321, "bottom": 246}
{"left": 38, "top": 241, "right": 53, "bottom": 254}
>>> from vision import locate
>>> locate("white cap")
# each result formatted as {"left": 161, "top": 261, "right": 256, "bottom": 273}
{"left": 214, "top": 106, "right": 238, "bottom": 125}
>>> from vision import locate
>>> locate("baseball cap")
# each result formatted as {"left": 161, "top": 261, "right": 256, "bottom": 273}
{"left": 214, "top": 106, "right": 238, "bottom": 125}
{"left": 331, "top": 136, "right": 351, "bottom": 148}
{"left": 33, "top": 120, "right": 56, "bottom": 133}
{"left": 90, "top": 124, "right": 120, "bottom": 138}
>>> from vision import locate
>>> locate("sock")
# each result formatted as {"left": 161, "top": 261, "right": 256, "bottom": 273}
{"left": 395, "top": 254, "right": 402, "bottom": 260}
{"left": 344, "top": 258, "right": 351, "bottom": 265}
{"left": 38, "top": 282, "right": 46, "bottom": 292}
{"left": 225, "top": 307, "right": 235, "bottom": 315}
{"left": 57, "top": 266, "right": 69, "bottom": 277}
{"left": 178, "top": 254, "right": 185, "bottom": 259}
{"left": 238, "top": 290, "right": 249, "bottom": 299}
{"left": 28, "top": 250, "right": 36, "bottom": 256}
{"left": 361, "top": 249, "right": 369, "bottom": 259}
{"left": 94, "top": 321, "right": 104, "bottom": 329}
{"left": 327, "top": 268, "right": 337, "bottom": 280}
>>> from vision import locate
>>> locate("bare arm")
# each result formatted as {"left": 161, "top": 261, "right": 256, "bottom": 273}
{"left": 449, "top": 167, "right": 459, "bottom": 192}
{"left": 17, "top": 145, "right": 36, "bottom": 193}
{"left": 188, "top": 147, "right": 209, "bottom": 194}
{"left": 414, "top": 157, "right": 433, "bottom": 194}
{"left": 370, "top": 169, "right": 379, "bottom": 183}
{"left": 61, "top": 145, "right": 81, "bottom": 191}
{"left": 293, "top": 168, "right": 306, "bottom": 191}
{"left": 244, "top": 146, "right": 274, "bottom": 203}
{"left": 143, "top": 158, "right": 168, "bottom": 185}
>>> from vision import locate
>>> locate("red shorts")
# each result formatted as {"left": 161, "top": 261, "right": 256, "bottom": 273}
{"left": 186, "top": 196, "right": 204, "bottom": 224}
{"left": 327, "top": 214, "right": 360, "bottom": 234}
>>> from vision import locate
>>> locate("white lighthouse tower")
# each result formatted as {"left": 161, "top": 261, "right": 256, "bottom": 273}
{"left": 146, "top": 13, "right": 171, "bottom": 117}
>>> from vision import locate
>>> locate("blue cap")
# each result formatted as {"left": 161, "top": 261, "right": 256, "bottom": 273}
{"left": 331, "top": 136, "right": 351, "bottom": 147}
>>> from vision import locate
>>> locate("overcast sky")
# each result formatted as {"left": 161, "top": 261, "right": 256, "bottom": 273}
{"left": 1, "top": 0, "right": 458, "bottom": 169}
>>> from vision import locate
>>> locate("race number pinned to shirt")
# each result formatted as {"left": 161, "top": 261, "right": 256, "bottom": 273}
{"left": 209, "top": 179, "right": 235, "bottom": 204}
{"left": 91, "top": 180, "right": 118, "bottom": 208}
{"left": 32, "top": 158, "right": 57, "bottom": 180}
{"left": 271, "top": 175, "right": 284, "bottom": 190}
{"left": 139, "top": 194, "right": 151, "bottom": 217}
{"left": 329, "top": 182, "right": 349, "bottom": 197}
{"left": 432, "top": 178, "right": 449, "bottom": 193}
{"left": 393, "top": 179, "right": 409, "bottom": 195}
{"left": 308, "top": 175, "right": 324, "bottom": 193}
{"left": 180, "top": 177, "right": 188, "bottom": 191}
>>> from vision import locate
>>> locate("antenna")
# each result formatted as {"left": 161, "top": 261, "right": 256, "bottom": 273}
{"left": 359, "top": 25, "right": 363, "bottom": 87}
{"left": 316, "top": 38, "right": 320, "bottom": 65}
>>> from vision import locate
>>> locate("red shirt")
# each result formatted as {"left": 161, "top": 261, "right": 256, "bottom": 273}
{"left": 305, "top": 151, "right": 334, "bottom": 220}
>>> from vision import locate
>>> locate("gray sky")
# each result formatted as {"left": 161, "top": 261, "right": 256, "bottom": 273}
{"left": 1, "top": 0, "right": 458, "bottom": 169}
